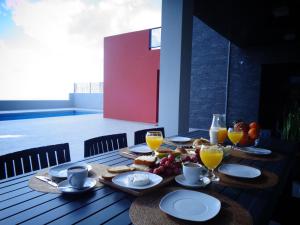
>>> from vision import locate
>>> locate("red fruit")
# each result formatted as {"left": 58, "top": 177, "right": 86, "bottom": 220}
{"left": 168, "top": 154, "right": 175, "bottom": 162}
{"left": 234, "top": 122, "right": 249, "bottom": 133}
{"left": 249, "top": 122, "right": 260, "bottom": 130}
{"left": 149, "top": 168, "right": 154, "bottom": 173}
{"left": 165, "top": 168, "right": 173, "bottom": 176}
{"left": 153, "top": 168, "right": 160, "bottom": 174}
{"left": 174, "top": 167, "right": 180, "bottom": 175}
{"left": 165, "top": 161, "right": 172, "bottom": 168}
{"left": 158, "top": 166, "right": 165, "bottom": 173}
{"left": 248, "top": 128, "right": 259, "bottom": 139}
{"left": 185, "top": 156, "right": 191, "bottom": 162}
{"left": 160, "top": 157, "right": 168, "bottom": 166}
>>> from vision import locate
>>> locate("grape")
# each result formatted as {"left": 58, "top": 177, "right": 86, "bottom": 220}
{"left": 165, "top": 161, "right": 172, "bottom": 168}
{"left": 185, "top": 156, "right": 191, "bottom": 161}
{"left": 153, "top": 168, "right": 160, "bottom": 174}
{"left": 167, "top": 154, "right": 175, "bottom": 162}
{"left": 149, "top": 168, "right": 154, "bottom": 173}
{"left": 160, "top": 157, "right": 168, "bottom": 166}
{"left": 158, "top": 166, "right": 165, "bottom": 173}
{"left": 173, "top": 167, "right": 180, "bottom": 175}
{"left": 165, "top": 168, "right": 173, "bottom": 176}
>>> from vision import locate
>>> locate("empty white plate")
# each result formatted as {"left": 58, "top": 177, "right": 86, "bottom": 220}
{"left": 175, "top": 175, "right": 210, "bottom": 188}
{"left": 112, "top": 171, "right": 163, "bottom": 190}
{"left": 218, "top": 163, "right": 261, "bottom": 178}
{"left": 130, "top": 145, "right": 152, "bottom": 154}
{"left": 159, "top": 190, "right": 221, "bottom": 222}
{"left": 49, "top": 162, "right": 92, "bottom": 178}
{"left": 241, "top": 147, "right": 272, "bottom": 155}
{"left": 169, "top": 137, "right": 191, "bottom": 143}
{"left": 58, "top": 178, "right": 96, "bottom": 194}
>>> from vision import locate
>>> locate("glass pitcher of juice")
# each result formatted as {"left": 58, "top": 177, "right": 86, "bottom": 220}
{"left": 209, "top": 114, "right": 227, "bottom": 144}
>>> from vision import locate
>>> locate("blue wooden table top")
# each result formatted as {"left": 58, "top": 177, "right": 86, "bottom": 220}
{"left": 0, "top": 131, "right": 293, "bottom": 225}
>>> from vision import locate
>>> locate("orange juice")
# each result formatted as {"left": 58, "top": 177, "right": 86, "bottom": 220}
{"left": 228, "top": 131, "right": 243, "bottom": 145}
{"left": 146, "top": 136, "right": 163, "bottom": 151}
{"left": 200, "top": 148, "right": 223, "bottom": 169}
{"left": 217, "top": 128, "right": 227, "bottom": 144}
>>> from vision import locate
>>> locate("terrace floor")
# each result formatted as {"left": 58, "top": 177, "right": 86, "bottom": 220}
{"left": 0, "top": 113, "right": 156, "bottom": 161}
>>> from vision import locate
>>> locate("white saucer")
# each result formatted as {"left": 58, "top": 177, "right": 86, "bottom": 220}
{"left": 49, "top": 162, "right": 92, "bottom": 178}
{"left": 130, "top": 145, "right": 152, "bottom": 154}
{"left": 169, "top": 137, "right": 192, "bottom": 143}
{"left": 175, "top": 174, "right": 210, "bottom": 188}
{"left": 58, "top": 177, "right": 96, "bottom": 194}
{"left": 218, "top": 164, "right": 261, "bottom": 179}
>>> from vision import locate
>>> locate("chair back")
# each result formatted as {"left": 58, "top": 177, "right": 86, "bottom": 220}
{"left": 84, "top": 133, "right": 128, "bottom": 157}
{"left": 134, "top": 127, "right": 165, "bottom": 145}
{"left": 0, "top": 143, "right": 70, "bottom": 180}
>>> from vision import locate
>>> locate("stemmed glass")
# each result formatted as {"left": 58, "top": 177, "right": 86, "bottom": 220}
{"left": 146, "top": 131, "right": 163, "bottom": 155}
{"left": 200, "top": 145, "right": 223, "bottom": 182}
{"left": 227, "top": 127, "right": 243, "bottom": 147}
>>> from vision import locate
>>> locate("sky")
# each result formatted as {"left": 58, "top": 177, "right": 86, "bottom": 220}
{"left": 0, "top": 0, "right": 161, "bottom": 100}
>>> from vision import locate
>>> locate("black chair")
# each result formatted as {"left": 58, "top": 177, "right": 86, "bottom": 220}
{"left": 0, "top": 143, "right": 70, "bottom": 180}
{"left": 134, "top": 127, "right": 165, "bottom": 145}
{"left": 84, "top": 133, "right": 128, "bottom": 158}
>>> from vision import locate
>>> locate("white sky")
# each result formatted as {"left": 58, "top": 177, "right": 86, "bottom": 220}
{"left": 0, "top": 0, "right": 161, "bottom": 100}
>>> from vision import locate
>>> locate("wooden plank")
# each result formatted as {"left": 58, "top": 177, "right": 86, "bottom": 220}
{"left": 47, "top": 192, "right": 126, "bottom": 225}
{"left": 75, "top": 198, "right": 132, "bottom": 225}
{"left": 20, "top": 188, "right": 120, "bottom": 225}
{"left": 103, "top": 209, "right": 131, "bottom": 225}
{"left": 0, "top": 187, "right": 113, "bottom": 224}
{"left": 0, "top": 187, "right": 32, "bottom": 202}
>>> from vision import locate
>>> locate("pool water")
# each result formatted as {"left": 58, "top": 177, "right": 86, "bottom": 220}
{"left": 0, "top": 110, "right": 100, "bottom": 121}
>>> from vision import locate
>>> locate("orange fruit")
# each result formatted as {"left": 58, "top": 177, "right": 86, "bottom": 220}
{"left": 239, "top": 132, "right": 249, "bottom": 146}
{"left": 248, "top": 128, "right": 259, "bottom": 139}
{"left": 249, "top": 122, "right": 260, "bottom": 130}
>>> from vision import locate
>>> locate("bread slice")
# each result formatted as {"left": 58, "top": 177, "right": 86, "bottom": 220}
{"left": 107, "top": 165, "right": 134, "bottom": 173}
{"left": 134, "top": 155, "right": 156, "bottom": 166}
{"left": 130, "top": 164, "right": 150, "bottom": 172}
{"left": 101, "top": 171, "right": 118, "bottom": 180}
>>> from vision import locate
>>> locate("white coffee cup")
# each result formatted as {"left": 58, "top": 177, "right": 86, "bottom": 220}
{"left": 67, "top": 166, "right": 88, "bottom": 189}
{"left": 182, "top": 162, "right": 207, "bottom": 184}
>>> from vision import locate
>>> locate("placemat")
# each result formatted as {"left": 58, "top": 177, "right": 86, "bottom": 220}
{"left": 230, "top": 150, "right": 284, "bottom": 161}
{"left": 28, "top": 163, "right": 104, "bottom": 193}
{"left": 130, "top": 187, "right": 253, "bottom": 225}
{"left": 216, "top": 170, "right": 278, "bottom": 189}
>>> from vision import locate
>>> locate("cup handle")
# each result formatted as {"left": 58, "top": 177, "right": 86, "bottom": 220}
{"left": 68, "top": 174, "right": 74, "bottom": 186}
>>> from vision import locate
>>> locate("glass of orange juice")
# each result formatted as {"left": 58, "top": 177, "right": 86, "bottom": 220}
{"left": 217, "top": 127, "right": 228, "bottom": 144}
{"left": 227, "top": 127, "right": 243, "bottom": 146}
{"left": 146, "top": 131, "right": 163, "bottom": 154}
{"left": 200, "top": 145, "right": 223, "bottom": 182}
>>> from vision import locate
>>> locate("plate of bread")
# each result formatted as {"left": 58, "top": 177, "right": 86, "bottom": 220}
{"left": 112, "top": 171, "right": 163, "bottom": 190}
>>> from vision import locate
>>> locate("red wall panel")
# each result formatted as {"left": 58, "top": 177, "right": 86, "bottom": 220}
{"left": 103, "top": 29, "right": 160, "bottom": 123}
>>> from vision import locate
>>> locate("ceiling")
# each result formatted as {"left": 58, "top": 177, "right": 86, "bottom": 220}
{"left": 193, "top": 0, "right": 300, "bottom": 47}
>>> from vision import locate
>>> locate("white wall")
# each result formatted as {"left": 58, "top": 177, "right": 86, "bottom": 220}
{"left": 69, "top": 93, "right": 103, "bottom": 110}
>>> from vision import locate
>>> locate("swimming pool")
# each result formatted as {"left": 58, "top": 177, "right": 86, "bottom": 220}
{"left": 0, "top": 110, "right": 100, "bottom": 121}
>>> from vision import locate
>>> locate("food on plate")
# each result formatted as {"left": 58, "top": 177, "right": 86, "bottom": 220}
{"left": 101, "top": 171, "right": 118, "bottom": 180}
{"left": 134, "top": 155, "right": 157, "bottom": 166}
{"left": 130, "top": 164, "right": 150, "bottom": 172}
{"left": 155, "top": 148, "right": 180, "bottom": 158}
{"left": 223, "top": 145, "right": 232, "bottom": 157}
{"left": 127, "top": 173, "right": 150, "bottom": 186}
{"left": 192, "top": 138, "right": 210, "bottom": 146}
{"left": 174, "top": 147, "right": 187, "bottom": 154}
{"left": 107, "top": 165, "right": 134, "bottom": 173}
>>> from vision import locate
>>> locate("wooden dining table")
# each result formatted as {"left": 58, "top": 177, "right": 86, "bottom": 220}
{"left": 0, "top": 130, "right": 295, "bottom": 225}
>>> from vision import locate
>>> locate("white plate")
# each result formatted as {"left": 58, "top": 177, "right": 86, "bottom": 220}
{"left": 241, "top": 147, "right": 272, "bottom": 155}
{"left": 169, "top": 137, "right": 191, "bottom": 143}
{"left": 159, "top": 190, "right": 221, "bottom": 222}
{"left": 58, "top": 177, "right": 96, "bottom": 194}
{"left": 218, "top": 163, "right": 261, "bottom": 178}
{"left": 49, "top": 162, "right": 92, "bottom": 178}
{"left": 112, "top": 171, "right": 163, "bottom": 190}
{"left": 130, "top": 145, "right": 152, "bottom": 154}
{"left": 175, "top": 175, "right": 210, "bottom": 188}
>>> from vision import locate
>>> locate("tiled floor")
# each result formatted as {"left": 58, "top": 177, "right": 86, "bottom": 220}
{"left": 0, "top": 113, "right": 156, "bottom": 161}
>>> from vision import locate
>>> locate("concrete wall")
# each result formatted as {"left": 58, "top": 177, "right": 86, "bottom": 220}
{"left": 104, "top": 29, "right": 160, "bottom": 123}
{"left": 190, "top": 16, "right": 300, "bottom": 129}
{"left": 70, "top": 93, "right": 103, "bottom": 110}
{"left": 0, "top": 100, "right": 72, "bottom": 110}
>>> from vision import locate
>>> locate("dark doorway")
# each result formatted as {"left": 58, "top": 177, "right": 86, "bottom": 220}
{"left": 259, "top": 63, "right": 300, "bottom": 138}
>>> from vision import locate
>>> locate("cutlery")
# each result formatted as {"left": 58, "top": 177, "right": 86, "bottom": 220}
{"left": 35, "top": 176, "right": 58, "bottom": 187}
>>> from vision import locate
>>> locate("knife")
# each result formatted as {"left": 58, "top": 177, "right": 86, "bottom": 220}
{"left": 35, "top": 176, "right": 58, "bottom": 187}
